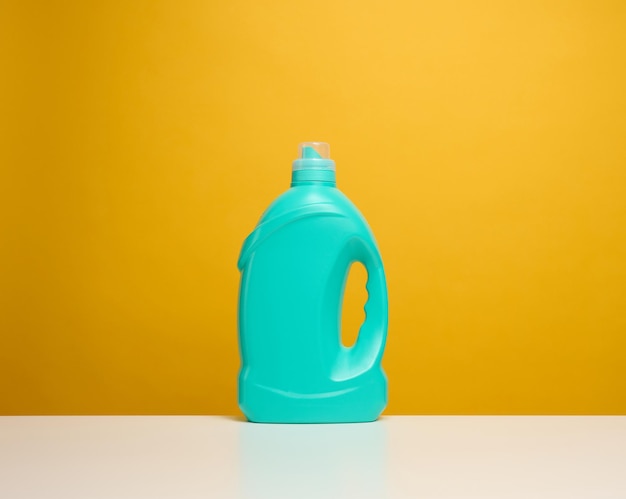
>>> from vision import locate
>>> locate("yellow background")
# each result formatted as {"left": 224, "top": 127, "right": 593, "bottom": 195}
{"left": 1, "top": 0, "right": 625, "bottom": 415}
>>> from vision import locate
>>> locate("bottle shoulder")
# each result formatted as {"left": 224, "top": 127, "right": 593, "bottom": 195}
{"left": 259, "top": 186, "right": 361, "bottom": 224}
{"left": 238, "top": 186, "right": 375, "bottom": 270}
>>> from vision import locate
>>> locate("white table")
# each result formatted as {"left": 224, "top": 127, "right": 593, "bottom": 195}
{"left": 0, "top": 416, "right": 624, "bottom": 498}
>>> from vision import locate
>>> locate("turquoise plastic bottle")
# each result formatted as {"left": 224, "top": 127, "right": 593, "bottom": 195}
{"left": 237, "top": 142, "right": 388, "bottom": 423}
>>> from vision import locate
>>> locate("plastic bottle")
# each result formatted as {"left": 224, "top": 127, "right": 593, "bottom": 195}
{"left": 237, "top": 142, "right": 388, "bottom": 423}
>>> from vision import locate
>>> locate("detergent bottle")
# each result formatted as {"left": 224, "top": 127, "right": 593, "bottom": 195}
{"left": 237, "top": 142, "right": 388, "bottom": 423}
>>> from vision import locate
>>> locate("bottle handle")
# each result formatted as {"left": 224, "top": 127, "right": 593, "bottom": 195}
{"left": 333, "top": 237, "right": 388, "bottom": 381}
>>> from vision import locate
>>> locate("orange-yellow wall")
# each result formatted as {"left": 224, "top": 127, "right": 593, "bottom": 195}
{"left": 1, "top": 1, "right": 625, "bottom": 415}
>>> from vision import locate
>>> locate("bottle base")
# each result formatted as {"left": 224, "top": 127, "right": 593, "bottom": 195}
{"left": 239, "top": 374, "right": 387, "bottom": 424}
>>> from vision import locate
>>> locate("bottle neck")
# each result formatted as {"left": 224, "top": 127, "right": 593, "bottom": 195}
{"left": 291, "top": 169, "right": 336, "bottom": 187}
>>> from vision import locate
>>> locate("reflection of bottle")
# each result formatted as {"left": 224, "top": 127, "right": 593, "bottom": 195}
{"left": 239, "top": 421, "right": 387, "bottom": 498}
{"left": 237, "top": 142, "right": 388, "bottom": 423}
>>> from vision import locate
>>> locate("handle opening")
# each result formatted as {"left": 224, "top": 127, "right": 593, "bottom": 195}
{"left": 340, "top": 262, "right": 368, "bottom": 348}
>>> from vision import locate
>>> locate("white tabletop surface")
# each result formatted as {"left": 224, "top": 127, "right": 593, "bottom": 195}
{"left": 0, "top": 415, "right": 624, "bottom": 499}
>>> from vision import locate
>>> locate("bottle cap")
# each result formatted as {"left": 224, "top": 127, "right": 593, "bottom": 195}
{"left": 292, "top": 142, "right": 335, "bottom": 171}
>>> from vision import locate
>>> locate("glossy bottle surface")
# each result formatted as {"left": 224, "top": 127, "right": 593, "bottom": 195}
{"left": 237, "top": 143, "right": 388, "bottom": 423}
